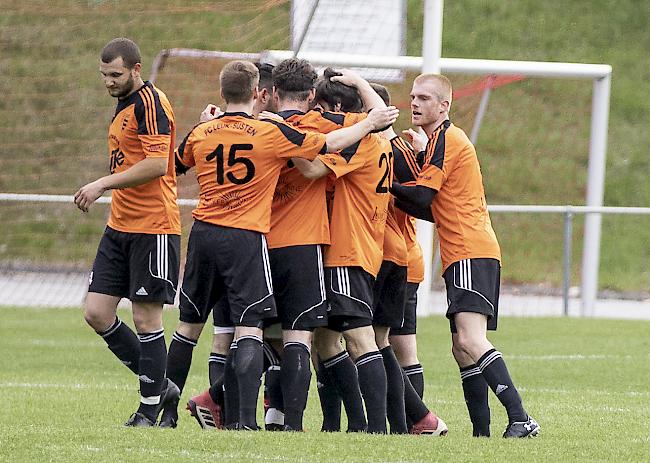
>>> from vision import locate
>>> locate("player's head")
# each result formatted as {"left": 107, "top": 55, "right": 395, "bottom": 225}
{"left": 254, "top": 62, "right": 276, "bottom": 115}
{"left": 220, "top": 60, "right": 259, "bottom": 105}
{"left": 100, "top": 38, "right": 142, "bottom": 99}
{"left": 314, "top": 68, "right": 363, "bottom": 113}
{"left": 410, "top": 74, "right": 452, "bottom": 131}
{"left": 272, "top": 58, "right": 317, "bottom": 106}
{"left": 370, "top": 83, "right": 390, "bottom": 106}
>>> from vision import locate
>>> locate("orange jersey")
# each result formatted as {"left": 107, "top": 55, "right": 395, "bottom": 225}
{"left": 383, "top": 199, "right": 408, "bottom": 267}
{"left": 392, "top": 136, "right": 424, "bottom": 282}
{"left": 416, "top": 120, "right": 501, "bottom": 272}
{"left": 175, "top": 112, "right": 327, "bottom": 233}
{"left": 315, "top": 110, "right": 392, "bottom": 277}
{"left": 107, "top": 82, "right": 180, "bottom": 235}
{"left": 266, "top": 110, "right": 330, "bottom": 249}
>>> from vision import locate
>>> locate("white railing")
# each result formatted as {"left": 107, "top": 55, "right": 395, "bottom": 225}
{"left": 1, "top": 193, "right": 648, "bottom": 315}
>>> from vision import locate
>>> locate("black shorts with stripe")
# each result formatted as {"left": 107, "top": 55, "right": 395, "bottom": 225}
{"left": 325, "top": 266, "right": 375, "bottom": 331}
{"left": 178, "top": 220, "right": 277, "bottom": 327}
{"left": 269, "top": 245, "right": 327, "bottom": 331}
{"left": 88, "top": 226, "right": 179, "bottom": 304}
{"left": 443, "top": 258, "right": 500, "bottom": 332}
{"left": 372, "top": 260, "right": 407, "bottom": 329}
{"left": 390, "top": 282, "right": 419, "bottom": 336}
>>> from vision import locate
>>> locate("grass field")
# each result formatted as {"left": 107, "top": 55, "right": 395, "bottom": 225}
{"left": 1, "top": 306, "right": 649, "bottom": 462}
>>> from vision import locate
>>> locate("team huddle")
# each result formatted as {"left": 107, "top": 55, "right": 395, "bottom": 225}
{"left": 73, "top": 37, "right": 539, "bottom": 438}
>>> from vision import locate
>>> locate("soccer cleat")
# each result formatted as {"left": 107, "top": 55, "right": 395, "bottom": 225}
{"left": 410, "top": 412, "right": 448, "bottom": 436}
{"left": 237, "top": 423, "right": 261, "bottom": 431}
{"left": 124, "top": 412, "right": 155, "bottom": 427}
{"left": 265, "top": 423, "right": 284, "bottom": 431}
{"left": 157, "top": 379, "right": 181, "bottom": 428}
{"left": 503, "top": 416, "right": 540, "bottom": 438}
{"left": 186, "top": 389, "right": 223, "bottom": 430}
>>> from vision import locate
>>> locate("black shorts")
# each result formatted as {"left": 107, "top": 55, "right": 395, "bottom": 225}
{"left": 179, "top": 220, "right": 277, "bottom": 327}
{"left": 372, "top": 260, "right": 407, "bottom": 329}
{"left": 269, "top": 245, "right": 327, "bottom": 331}
{"left": 325, "top": 266, "right": 375, "bottom": 331}
{"left": 88, "top": 226, "right": 179, "bottom": 304}
{"left": 444, "top": 258, "right": 500, "bottom": 333}
{"left": 390, "top": 282, "right": 418, "bottom": 336}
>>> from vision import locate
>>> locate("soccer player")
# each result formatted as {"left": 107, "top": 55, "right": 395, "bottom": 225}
{"left": 164, "top": 60, "right": 398, "bottom": 431}
{"left": 391, "top": 73, "right": 540, "bottom": 438}
{"left": 74, "top": 38, "right": 180, "bottom": 427}
{"left": 291, "top": 69, "right": 394, "bottom": 434}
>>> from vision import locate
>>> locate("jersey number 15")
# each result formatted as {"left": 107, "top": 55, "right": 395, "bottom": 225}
{"left": 206, "top": 143, "right": 255, "bottom": 185}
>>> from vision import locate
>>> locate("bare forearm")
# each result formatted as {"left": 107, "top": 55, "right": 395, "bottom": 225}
{"left": 325, "top": 118, "right": 373, "bottom": 152}
{"left": 99, "top": 157, "right": 167, "bottom": 190}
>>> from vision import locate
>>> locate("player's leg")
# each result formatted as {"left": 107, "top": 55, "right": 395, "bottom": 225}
{"left": 262, "top": 335, "right": 284, "bottom": 430}
{"left": 372, "top": 261, "right": 408, "bottom": 434}
{"left": 84, "top": 228, "right": 140, "bottom": 374}
{"left": 273, "top": 244, "right": 328, "bottom": 431}
{"left": 312, "top": 349, "right": 342, "bottom": 432}
{"left": 313, "top": 325, "right": 367, "bottom": 432}
{"left": 448, "top": 259, "right": 538, "bottom": 438}
{"left": 124, "top": 232, "right": 180, "bottom": 427}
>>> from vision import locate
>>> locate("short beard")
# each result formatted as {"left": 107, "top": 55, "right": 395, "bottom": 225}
{"left": 113, "top": 74, "right": 135, "bottom": 99}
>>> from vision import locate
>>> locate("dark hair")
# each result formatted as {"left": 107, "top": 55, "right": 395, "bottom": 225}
{"left": 370, "top": 82, "right": 390, "bottom": 106}
{"left": 315, "top": 68, "right": 363, "bottom": 113}
{"left": 100, "top": 38, "right": 141, "bottom": 69}
{"left": 255, "top": 62, "right": 275, "bottom": 91}
{"left": 272, "top": 58, "right": 317, "bottom": 101}
{"left": 220, "top": 60, "right": 259, "bottom": 104}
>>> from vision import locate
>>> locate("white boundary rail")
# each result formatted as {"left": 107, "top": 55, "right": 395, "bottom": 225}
{"left": 2, "top": 193, "right": 647, "bottom": 316}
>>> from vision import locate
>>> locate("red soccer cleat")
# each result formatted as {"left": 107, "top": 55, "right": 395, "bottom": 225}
{"left": 410, "top": 411, "right": 448, "bottom": 436}
{"left": 186, "top": 389, "right": 223, "bottom": 430}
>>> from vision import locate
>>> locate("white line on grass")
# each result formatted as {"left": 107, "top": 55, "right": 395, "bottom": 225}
{"left": 1, "top": 382, "right": 129, "bottom": 390}
{"left": 508, "top": 354, "right": 639, "bottom": 360}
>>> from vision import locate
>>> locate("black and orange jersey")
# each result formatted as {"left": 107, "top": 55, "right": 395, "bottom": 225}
{"left": 266, "top": 110, "right": 330, "bottom": 249}
{"left": 391, "top": 135, "right": 425, "bottom": 283}
{"left": 314, "top": 110, "right": 392, "bottom": 277}
{"left": 175, "top": 112, "right": 327, "bottom": 233}
{"left": 383, "top": 198, "right": 408, "bottom": 267}
{"left": 107, "top": 81, "right": 180, "bottom": 235}
{"left": 416, "top": 120, "right": 501, "bottom": 272}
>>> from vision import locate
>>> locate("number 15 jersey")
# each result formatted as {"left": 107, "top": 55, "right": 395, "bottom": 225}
{"left": 175, "top": 112, "right": 327, "bottom": 233}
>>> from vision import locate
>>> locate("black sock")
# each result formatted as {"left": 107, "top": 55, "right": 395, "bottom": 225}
{"left": 281, "top": 342, "right": 311, "bottom": 430}
{"left": 265, "top": 367, "right": 284, "bottom": 414}
{"left": 136, "top": 329, "right": 166, "bottom": 421}
{"left": 402, "top": 368, "right": 429, "bottom": 423}
{"left": 97, "top": 318, "right": 140, "bottom": 374}
{"left": 403, "top": 363, "right": 425, "bottom": 398}
{"left": 478, "top": 349, "right": 527, "bottom": 424}
{"left": 323, "top": 351, "right": 367, "bottom": 432}
{"left": 379, "top": 347, "right": 407, "bottom": 434}
{"left": 235, "top": 336, "right": 264, "bottom": 429}
{"left": 165, "top": 331, "right": 197, "bottom": 394}
{"left": 356, "top": 351, "right": 387, "bottom": 434}
{"left": 223, "top": 343, "right": 239, "bottom": 427}
{"left": 460, "top": 364, "right": 491, "bottom": 437}
{"left": 208, "top": 352, "right": 227, "bottom": 404}
{"left": 316, "top": 358, "right": 342, "bottom": 432}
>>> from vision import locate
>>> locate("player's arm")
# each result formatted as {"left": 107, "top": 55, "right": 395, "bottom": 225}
{"left": 74, "top": 157, "right": 167, "bottom": 212}
{"left": 391, "top": 183, "right": 436, "bottom": 222}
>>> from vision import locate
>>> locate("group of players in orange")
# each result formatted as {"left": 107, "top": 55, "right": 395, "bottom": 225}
{"left": 74, "top": 37, "right": 539, "bottom": 438}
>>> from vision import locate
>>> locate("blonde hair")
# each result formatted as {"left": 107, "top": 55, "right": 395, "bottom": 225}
{"left": 414, "top": 73, "right": 453, "bottom": 105}
{"left": 220, "top": 60, "right": 259, "bottom": 104}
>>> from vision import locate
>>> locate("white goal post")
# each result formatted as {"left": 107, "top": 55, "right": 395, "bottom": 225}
{"left": 262, "top": 8, "right": 611, "bottom": 318}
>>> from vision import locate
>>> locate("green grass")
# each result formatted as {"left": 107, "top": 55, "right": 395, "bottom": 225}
{"left": 1, "top": 0, "right": 649, "bottom": 291}
{"left": 1, "top": 307, "right": 650, "bottom": 462}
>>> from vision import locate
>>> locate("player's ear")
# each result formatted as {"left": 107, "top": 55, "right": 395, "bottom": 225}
{"left": 307, "top": 88, "right": 316, "bottom": 104}
{"left": 132, "top": 62, "right": 141, "bottom": 78}
{"left": 440, "top": 99, "right": 450, "bottom": 113}
{"left": 252, "top": 85, "right": 259, "bottom": 101}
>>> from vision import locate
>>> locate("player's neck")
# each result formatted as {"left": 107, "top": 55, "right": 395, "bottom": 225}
{"left": 122, "top": 77, "right": 145, "bottom": 100}
{"left": 277, "top": 99, "right": 310, "bottom": 114}
{"left": 422, "top": 114, "right": 449, "bottom": 137}
{"left": 225, "top": 101, "right": 254, "bottom": 116}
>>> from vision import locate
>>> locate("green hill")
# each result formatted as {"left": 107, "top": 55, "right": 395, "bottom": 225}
{"left": 0, "top": 0, "right": 648, "bottom": 292}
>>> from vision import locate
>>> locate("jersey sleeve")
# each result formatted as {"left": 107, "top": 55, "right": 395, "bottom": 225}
{"left": 174, "top": 130, "right": 196, "bottom": 171}
{"left": 267, "top": 119, "right": 327, "bottom": 160}
{"left": 134, "top": 87, "right": 172, "bottom": 158}
{"left": 318, "top": 137, "right": 368, "bottom": 179}
{"left": 391, "top": 136, "right": 420, "bottom": 184}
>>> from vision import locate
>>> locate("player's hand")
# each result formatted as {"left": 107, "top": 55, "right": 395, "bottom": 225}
{"left": 74, "top": 180, "right": 106, "bottom": 213}
{"left": 330, "top": 69, "right": 364, "bottom": 88}
{"left": 199, "top": 104, "right": 222, "bottom": 122}
{"left": 402, "top": 128, "right": 428, "bottom": 152}
{"left": 259, "top": 111, "right": 282, "bottom": 122}
{"left": 367, "top": 105, "right": 399, "bottom": 130}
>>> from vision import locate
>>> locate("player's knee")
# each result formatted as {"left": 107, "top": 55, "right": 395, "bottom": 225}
{"left": 454, "top": 331, "right": 484, "bottom": 359}
{"left": 83, "top": 305, "right": 113, "bottom": 332}
{"left": 131, "top": 305, "right": 163, "bottom": 333}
